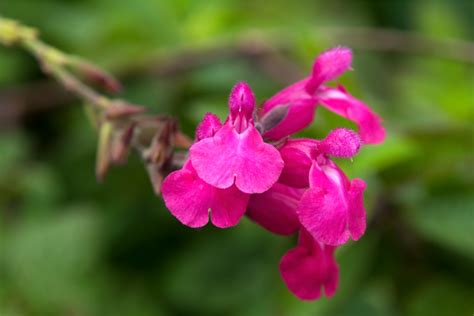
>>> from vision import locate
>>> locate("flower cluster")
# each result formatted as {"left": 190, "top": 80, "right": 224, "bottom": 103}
{"left": 161, "top": 47, "right": 385, "bottom": 300}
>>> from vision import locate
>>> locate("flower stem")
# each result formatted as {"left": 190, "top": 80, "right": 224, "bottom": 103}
{"left": 0, "top": 16, "right": 191, "bottom": 185}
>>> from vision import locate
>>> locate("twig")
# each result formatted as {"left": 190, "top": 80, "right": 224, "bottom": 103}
{"left": 0, "top": 18, "right": 114, "bottom": 110}
{"left": 0, "top": 16, "right": 191, "bottom": 186}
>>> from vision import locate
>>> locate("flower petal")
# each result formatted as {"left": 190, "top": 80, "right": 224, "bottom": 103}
{"left": 298, "top": 187, "right": 350, "bottom": 246}
{"left": 190, "top": 122, "right": 284, "bottom": 194}
{"left": 318, "top": 86, "right": 386, "bottom": 144}
{"left": 262, "top": 78, "right": 312, "bottom": 113}
{"left": 321, "top": 245, "right": 339, "bottom": 297}
{"left": 279, "top": 229, "right": 339, "bottom": 300}
{"left": 297, "top": 162, "right": 352, "bottom": 246}
{"left": 210, "top": 185, "right": 250, "bottom": 228}
{"left": 247, "top": 182, "right": 303, "bottom": 236}
{"left": 278, "top": 139, "right": 317, "bottom": 188}
{"left": 161, "top": 162, "right": 249, "bottom": 228}
{"left": 195, "top": 113, "right": 222, "bottom": 141}
{"left": 306, "top": 47, "right": 352, "bottom": 93}
{"left": 261, "top": 78, "right": 319, "bottom": 140}
{"left": 347, "top": 178, "right": 366, "bottom": 241}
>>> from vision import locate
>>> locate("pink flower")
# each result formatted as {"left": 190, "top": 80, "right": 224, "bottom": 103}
{"left": 245, "top": 181, "right": 341, "bottom": 300}
{"left": 162, "top": 82, "right": 285, "bottom": 228}
{"left": 280, "top": 228, "right": 339, "bottom": 300}
{"left": 160, "top": 48, "right": 385, "bottom": 301}
{"left": 190, "top": 82, "right": 284, "bottom": 194}
{"left": 298, "top": 160, "right": 367, "bottom": 246}
{"left": 161, "top": 113, "right": 249, "bottom": 228}
{"left": 279, "top": 128, "right": 367, "bottom": 246}
{"left": 260, "top": 47, "right": 385, "bottom": 144}
{"left": 278, "top": 128, "right": 360, "bottom": 188}
{"left": 245, "top": 128, "right": 366, "bottom": 300}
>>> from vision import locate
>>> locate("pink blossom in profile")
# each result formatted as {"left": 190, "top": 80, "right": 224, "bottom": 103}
{"left": 278, "top": 128, "right": 367, "bottom": 246}
{"left": 260, "top": 47, "right": 385, "bottom": 144}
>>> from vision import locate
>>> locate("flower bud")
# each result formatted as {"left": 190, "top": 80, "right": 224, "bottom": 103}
{"left": 105, "top": 101, "right": 145, "bottom": 120}
{"left": 96, "top": 122, "right": 113, "bottom": 181}
{"left": 76, "top": 61, "right": 122, "bottom": 93}
{"left": 110, "top": 123, "right": 136, "bottom": 164}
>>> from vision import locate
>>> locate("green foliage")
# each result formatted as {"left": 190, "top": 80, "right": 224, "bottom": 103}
{"left": 407, "top": 196, "right": 474, "bottom": 259}
{"left": 3, "top": 209, "right": 103, "bottom": 312}
{"left": 0, "top": 0, "right": 473, "bottom": 315}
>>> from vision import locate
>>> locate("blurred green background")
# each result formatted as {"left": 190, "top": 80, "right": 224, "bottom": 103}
{"left": 0, "top": 0, "right": 473, "bottom": 315}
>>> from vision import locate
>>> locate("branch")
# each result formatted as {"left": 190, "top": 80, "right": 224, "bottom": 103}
{"left": 0, "top": 16, "right": 192, "bottom": 190}
{"left": 0, "top": 17, "right": 120, "bottom": 110}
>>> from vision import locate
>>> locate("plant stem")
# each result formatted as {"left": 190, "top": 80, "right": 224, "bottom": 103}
{"left": 0, "top": 16, "right": 190, "bottom": 184}
{"left": 0, "top": 17, "right": 112, "bottom": 110}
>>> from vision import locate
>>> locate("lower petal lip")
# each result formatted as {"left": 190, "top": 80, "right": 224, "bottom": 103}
{"left": 190, "top": 123, "right": 284, "bottom": 194}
